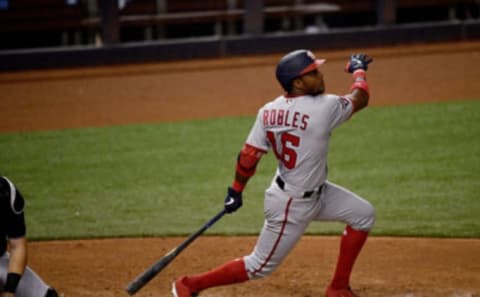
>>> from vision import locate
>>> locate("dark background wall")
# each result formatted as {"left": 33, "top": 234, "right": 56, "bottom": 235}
{"left": 1, "top": 0, "right": 479, "bottom": 71}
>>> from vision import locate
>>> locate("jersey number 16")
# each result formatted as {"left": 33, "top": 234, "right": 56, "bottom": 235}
{"left": 267, "top": 131, "right": 300, "bottom": 169}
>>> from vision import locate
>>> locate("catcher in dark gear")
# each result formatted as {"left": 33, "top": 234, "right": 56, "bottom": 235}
{"left": 0, "top": 176, "right": 62, "bottom": 297}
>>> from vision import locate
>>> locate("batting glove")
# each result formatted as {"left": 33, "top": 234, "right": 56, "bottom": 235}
{"left": 224, "top": 187, "right": 243, "bottom": 213}
{"left": 345, "top": 53, "right": 373, "bottom": 73}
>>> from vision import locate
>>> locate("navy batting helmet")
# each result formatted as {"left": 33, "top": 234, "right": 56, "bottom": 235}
{"left": 275, "top": 49, "right": 325, "bottom": 92}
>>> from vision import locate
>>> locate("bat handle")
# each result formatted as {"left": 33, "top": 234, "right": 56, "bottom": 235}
{"left": 206, "top": 209, "right": 227, "bottom": 228}
{"left": 125, "top": 209, "right": 227, "bottom": 295}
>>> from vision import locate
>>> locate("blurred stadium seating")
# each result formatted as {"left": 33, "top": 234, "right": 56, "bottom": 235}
{"left": 0, "top": 0, "right": 479, "bottom": 71}
{"left": 1, "top": 0, "right": 478, "bottom": 49}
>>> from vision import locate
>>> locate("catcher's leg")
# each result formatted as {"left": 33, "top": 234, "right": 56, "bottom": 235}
{"left": 45, "top": 288, "right": 63, "bottom": 297}
{"left": 45, "top": 288, "right": 59, "bottom": 297}
{"left": 1, "top": 254, "right": 50, "bottom": 297}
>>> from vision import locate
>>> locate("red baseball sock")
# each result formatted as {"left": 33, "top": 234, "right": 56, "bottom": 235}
{"left": 185, "top": 258, "right": 249, "bottom": 292}
{"left": 329, "top": 225, "right": 368, "bottom": 290}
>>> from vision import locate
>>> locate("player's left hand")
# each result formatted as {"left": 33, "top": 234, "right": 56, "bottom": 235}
{"left": 345, "top": 53, "right": 373, "bottom": 73}
{"left": 224, "top": 187, "right": 243, "bottom": 213}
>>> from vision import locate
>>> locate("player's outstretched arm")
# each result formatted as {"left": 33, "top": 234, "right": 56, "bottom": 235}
{"left": 345, "top": 53, "right": 373, "bottom": 113}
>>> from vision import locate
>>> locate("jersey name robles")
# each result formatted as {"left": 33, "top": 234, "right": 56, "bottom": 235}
{"left": 246, "top": 93, "right": 354, "bottom": 192}
{"left": 263, "top": 109, "right": 310, "bottom": 131}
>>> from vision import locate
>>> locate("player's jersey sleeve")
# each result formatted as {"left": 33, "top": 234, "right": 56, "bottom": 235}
{"left": 0, "top": 177, "right": 26, "bottom": 240}
{"left": 328, "top": 95, "right": 355, "bottom": 130}
{"left": 7, "top": 210, "right": 26, "bottom": 239}
{"left": 245, "top": 107, "right": 269, "bottom": 152}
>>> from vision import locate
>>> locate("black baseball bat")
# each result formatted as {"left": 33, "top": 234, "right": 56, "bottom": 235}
{"left": 126, "top": 208, "right": 227, "bottom": 295}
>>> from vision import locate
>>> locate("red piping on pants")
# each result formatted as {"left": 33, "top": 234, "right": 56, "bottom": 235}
{"left": 252, "top": 197, "right": 293, "bottom": 276}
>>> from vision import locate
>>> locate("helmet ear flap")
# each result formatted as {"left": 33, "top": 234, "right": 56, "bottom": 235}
{"left": 278, "top": 75, "right": 295, "bottom": 92}
{"left": 286, "top": 76, "right": 301, "bottom": 93}
{"left": 284, "top": 80, "right": 293, "bottom": 92}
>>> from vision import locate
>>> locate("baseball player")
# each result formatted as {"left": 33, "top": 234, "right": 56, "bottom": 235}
{"left": 172, "top": 50, "right": 375, "bottom": 297}
{"left": 0, "top": 176, "right": 61, "bottom": 297}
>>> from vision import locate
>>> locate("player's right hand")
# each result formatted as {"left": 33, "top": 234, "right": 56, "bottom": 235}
{"left": 345, "top": 53, "right": 373, "bottom": 73}
{"left": 224, "top": 187, "right": 243, "bottom": 213}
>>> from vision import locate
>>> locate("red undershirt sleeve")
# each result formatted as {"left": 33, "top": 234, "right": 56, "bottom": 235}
{"left": 231, "top": 143, "right": 266, "bottom": 192}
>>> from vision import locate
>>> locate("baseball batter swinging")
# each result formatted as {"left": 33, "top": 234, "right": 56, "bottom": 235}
{"left": 172, "top": 50, "right": 375, "bottom": 297}
{"left": 0, "top": 176, "right": 61, "bottom": 297}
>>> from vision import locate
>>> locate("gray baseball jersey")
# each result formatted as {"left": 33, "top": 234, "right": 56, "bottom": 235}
{"left": 242, "top": 93, "right": 375, "bottom": 279}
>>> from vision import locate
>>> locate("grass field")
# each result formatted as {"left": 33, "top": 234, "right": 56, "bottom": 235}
{"left": 1, "top": 100, "right": 479, "bottom": 240}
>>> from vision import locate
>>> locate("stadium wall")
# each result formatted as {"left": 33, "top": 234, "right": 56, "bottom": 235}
{"left": 1, "top": 19, "right": 479, "bottom": 71}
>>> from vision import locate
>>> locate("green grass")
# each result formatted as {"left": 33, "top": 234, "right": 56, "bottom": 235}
{"left": 325, "top": 100, "right": 480, "bottom": 237}
{"left": 1, "top": 100, "right": 479, "bottom": 240}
